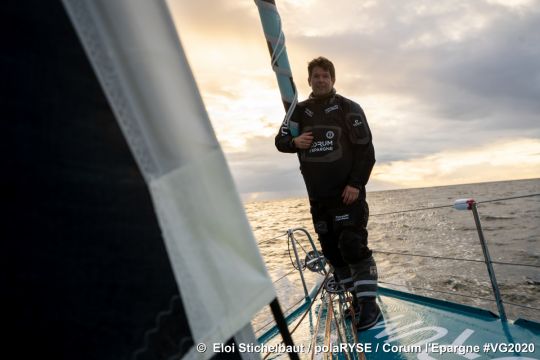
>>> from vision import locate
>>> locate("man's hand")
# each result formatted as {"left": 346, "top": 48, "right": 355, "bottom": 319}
{"left": 293, "top": 132, "right": 314, "bottom": 149}
{"left": 342, "top": 185, "right": 360, "bottom": 205}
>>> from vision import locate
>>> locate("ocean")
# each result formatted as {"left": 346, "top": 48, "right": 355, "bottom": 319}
{"left": 246, "top": 178, "right": 540, "bottom": 334}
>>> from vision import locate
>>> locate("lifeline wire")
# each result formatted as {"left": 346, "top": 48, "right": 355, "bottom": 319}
{"left": 256, "top": 296, "right": 305, "bottom": 335}
{"left": 261, "top": 273, "right": 329, "bottom": 360}
{"left": 257, "top": 232, "right": 288, "bottom": 245}
{"left": 379, "top": 280, "right": 540, "bottom": 313}
{"left": 373, "top": 250, "right": 540, "bottom": 269}
{"left": 379, "top": 280, "right": 502, "bottom": 304}
{"left": 259, "top": 191, "right": 539, "bottom": 331}
{"left": 272, "top": 268, "right": 297, "bottom": 284}
{"left": 371, "top": 192, "right": 540, "bottom": 217}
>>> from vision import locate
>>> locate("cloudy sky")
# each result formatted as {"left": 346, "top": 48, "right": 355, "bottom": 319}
{"left": 167, "top": 0, "right": 540, "bottom": 200}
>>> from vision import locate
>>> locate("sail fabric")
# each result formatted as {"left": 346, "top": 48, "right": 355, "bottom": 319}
{"left": 62, "top": 0, "right": 276, "bottom": 356}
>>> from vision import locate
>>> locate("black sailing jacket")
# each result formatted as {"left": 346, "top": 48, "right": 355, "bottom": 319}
{"left": 275, "top": 91, "right": 375, "bottom": 200}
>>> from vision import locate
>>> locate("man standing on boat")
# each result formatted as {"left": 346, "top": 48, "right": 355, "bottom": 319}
{"left": 275, "top": 57, "right": 380, "bottom": 330}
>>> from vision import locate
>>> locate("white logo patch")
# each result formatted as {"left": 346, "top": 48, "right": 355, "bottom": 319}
{"left": 325, "top": 105, "right": 339, "bottom": 114}
{"left": 305, "top": 108, "right": 314, "bottom": 117}
{"left": 326, "top": 131, "right": 335, "bottom": 139}
{"left": 353, "top": 119, "right": 363, "bottom": 127}
{"left": 335, "top": 214, "right": 350, "bottom": 222}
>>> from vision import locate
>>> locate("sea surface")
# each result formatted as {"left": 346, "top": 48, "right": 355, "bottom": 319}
{"left": 246, "top": 178, "right": 540, "bottom": 335}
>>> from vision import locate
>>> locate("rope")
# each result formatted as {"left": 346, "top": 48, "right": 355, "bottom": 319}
{"left": 255, "top": 297, "right": 305, "bottom": 338}
{"left": 284, "top": 296, "right": 306, "bottom": 315}
{"left": 255, "top": 317, "right": 279, "bottom": 336}
{"left": 262, "top": 273, "right": 329, "bottom": 360}
{"left": 503, "top": 301, "right": 540, "bottom": 312}
{"left": 256, "top": 192, "right": 540, "bottom": 339}
{"left": 258, "top": 232, "right": 288, "bottom": 246}
{"left": 268, "top": 12, "right": 298, "bottom": 130}
{"left": 371, "top": 192, "right": 540, "bottom": 217}
{"left": 288, "top": 234, "right": 308, "bottom": 270}
{"left": 373, "top": 250, "right": 540, "bottom": 269}
{"left": 289, "top": 273, "right": 330, "bottom": 335}
{"left": 379, "top": 280, "right": 499, "bottom": 303}
{"left": 294, "top": 235, "right": 309, "bottom": 254}
{"left": 379, "top": 280, "right": 540, "bottom": 313}
{"left": 257, "top": 277, "right": 540, "bottom": 336}
{"left": 272, "top": 269, "right": 297, "bottom": 284}
{"left": 269, "top": 16, "right": 285, "bottom": 66}
{"left": 490, "top": 260, "right": 540, "bottom": 268}
{"left": 372, "top": 204, "right": 452, "bottom": 217}
{"left": 478, "top": 193, "right": 540, "bottom": 204}
{"left": 255, "top": 296, "right": 308, "bottom": 336}
{"left": 269, "top": 299, "right": 300, "bottom": 360}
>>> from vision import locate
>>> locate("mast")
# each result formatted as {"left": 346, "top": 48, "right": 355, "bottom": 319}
{"left": 255, "top": 0, "right": 299, "bottom": 136}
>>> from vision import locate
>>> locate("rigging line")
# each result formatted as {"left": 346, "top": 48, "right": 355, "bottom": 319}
{"left": 380, "top": 281, "right": 540, "bottom": 313}
{"left": 288, "top": 234, "right": 307, "bottom": 270}
{"left": 273, "top": 268, "right": 298, "bottom": 284}
{"left": 255, "top": 296, "right": 306, "bottom": 335}
{"left": 371, "top": 204, "right": 452, "bottom": 217}
{"left": 371, "top": 192, "right": 540, "bottom": 217}
{"left": 477, "top": 193, "right": 540, "bottom": 204}
{"left": 284, "top": 296, "right": 307, "bottom": 315}
{"left": 258, "top": 232, "right": 288, "bottom": 245}
{"left": 269, "top": 13, "right": 298, "bottom": 121}
{"left": 255, "top": 318, "right": 278, "bottom": 337}
{"left": 502, "top": 300, "right": 540, "bottom": 312}
{"left": 379, "top": 280, "right": 497, "bottom": 303}
{"left": 257, "top": 279, "right": 540, "bottom": 336}
{"left": 328, "top": 293, "right": 352, "bottom": 360}
{"left": 290, "top": 272, "right": 330, "bottom": 335}
{"left": 373, "top": 250, "right": 540, "bottom": 268}
{"left": 293, "top": 234, "right": 310, "bottom": 255}
{"left": 270, "top": 17, "right": 285, "bottom": 66}
{"left": 269, "top": 299, "right": 300, "bottom": 360}
{"left": 490, "top": 260, "right": 540, "bottom": 268}
{"left": 309, "top": 290, "right": 326, "bottom": 360}
{"left": 337, "top": 291, "right": 362, "bottom": 359}
{"left": 261, "top": 274, "right": 329, "bottom": 360}
{"left": 257, "top": 275, "right": 325, "bottom": 335}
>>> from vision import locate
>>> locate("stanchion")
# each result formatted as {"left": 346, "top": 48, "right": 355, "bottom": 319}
{"left": 454, "top": 199, "right": 508, "bottom": 322}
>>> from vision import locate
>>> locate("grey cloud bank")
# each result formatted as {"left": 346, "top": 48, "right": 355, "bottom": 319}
{"left": 171, "top": 0, "right": 540, "bottom": 198}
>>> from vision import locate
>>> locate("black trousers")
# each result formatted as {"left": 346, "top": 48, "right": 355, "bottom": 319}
{"left": 309, "top": 196, "right": 372, "bottom": 268}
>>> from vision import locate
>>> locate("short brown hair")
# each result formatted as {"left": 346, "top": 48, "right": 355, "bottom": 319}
{"left": 308, "top": 57, "right": 335, "bottom": 81}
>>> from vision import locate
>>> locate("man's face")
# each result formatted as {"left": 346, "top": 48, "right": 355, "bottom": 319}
{"left": 308, "top": 66, "right": 335, "bottom": 96}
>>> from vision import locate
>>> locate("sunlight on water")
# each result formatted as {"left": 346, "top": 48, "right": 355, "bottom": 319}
{"left": 246, "top": 178, "right": 540, "bottom": 334}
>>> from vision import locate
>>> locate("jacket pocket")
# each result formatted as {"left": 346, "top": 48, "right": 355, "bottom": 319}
{"left": 345, "top": 112, "right": 370, "bottom": 145}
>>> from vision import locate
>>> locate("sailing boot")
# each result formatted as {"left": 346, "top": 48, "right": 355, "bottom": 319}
{"left": 350, "top": 256, "right": 381, "bottom": 331}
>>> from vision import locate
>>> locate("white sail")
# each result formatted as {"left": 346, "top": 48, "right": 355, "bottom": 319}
{"left": 62, "top": 0, "right": 276, "bottom": 357}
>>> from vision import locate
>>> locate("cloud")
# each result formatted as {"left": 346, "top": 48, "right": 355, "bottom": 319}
{"left": 373, "top": 138, "right": 540, "bottom": 188}
{"left": 167, "top": 0, "right": 540, "bottom": 197}
{"left": 225, "top": 135, "right": 540, "bottom": 198}
{"left": 224, "top": 135, "right": 307, "bottom": 199}
{"left": 167, "top": 1, "right": 260, "bottom": 40}
{"left": 280, "top": 0, "right": 540, "bottom": 170}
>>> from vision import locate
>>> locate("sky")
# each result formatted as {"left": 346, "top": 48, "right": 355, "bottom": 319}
{"left": 167, "top": 0, "right": 540, "bottom": 201}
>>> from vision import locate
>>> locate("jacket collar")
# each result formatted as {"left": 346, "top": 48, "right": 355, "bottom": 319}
{"left": 308, "top": 88, "right": 337, "bottom": 103}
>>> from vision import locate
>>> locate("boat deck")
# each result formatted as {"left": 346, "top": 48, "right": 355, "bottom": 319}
{"left": 356, "top": 287, "right": 539, "bottom": 359}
